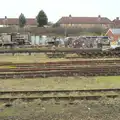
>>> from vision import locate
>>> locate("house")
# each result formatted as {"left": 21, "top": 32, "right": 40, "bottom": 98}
{"left": 113, "top": 17, "right": 120, "bottom": 28}
{"left": 0, "top": 18, "right": 37, "bottom": 27}
{"left": 106, "top": 28, "right": 120, "bottom": 48}
{"left": 57, "top": 15, "right": 113, "bottom": 28}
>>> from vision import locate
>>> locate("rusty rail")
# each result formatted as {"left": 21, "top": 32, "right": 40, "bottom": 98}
{"left": 0, "top": 65, "right": 120, "bottom": 72}
{"left": 0, "top": 88, "right": 120, "bottom": 101}
{"left": 0, "top": 95, "right": 118, "bottom": 102}
{"left": 0, "top": 59, "right": 120, "bottom": 67}
{"left": 1, "top": 88, "right": 120, "bottom": 94}
{"left": 0, "top": 67, "right": 120, "bottom": 79}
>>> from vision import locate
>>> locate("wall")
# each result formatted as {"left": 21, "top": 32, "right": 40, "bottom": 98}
{"left": 0, "top": 25, "right": 4, "bottom": 27}
{"left": 60, "top": 23, "right": 110, "bottom": 28}
{"left": 30, "top": 35, "right": 47, "bottom": 45}
{"left": 0, "top": 24, "right": 37, "bottom": 28}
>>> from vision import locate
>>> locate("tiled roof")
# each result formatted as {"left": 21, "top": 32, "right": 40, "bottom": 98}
{"left": 0, "top": 18, "right": 37, "bottom": 25}
{"left": 113, "top": 19, "right": 120, "bottom": 25}
{"left": 57, "top": 16, "right": 112, "bottom": 24}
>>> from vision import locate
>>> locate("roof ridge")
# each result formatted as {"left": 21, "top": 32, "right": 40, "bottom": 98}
{"left": 58, "top": 16, "right": 112, "bottom": 24}
{"left": 0, "top": 18, "right": 36, "bottom": 19}
{"left": 62, "top": 16, "right": 108, "bottom": 18}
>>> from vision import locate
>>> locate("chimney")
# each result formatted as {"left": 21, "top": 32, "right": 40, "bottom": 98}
{"left": 116, "top": 17, "right": 119, "bottom": 20}
{"left": 98, "top": 15, "right": 101, "bottom": 21}
{"left": 5, "top": 16, "right": 7, "bottom": 20}
{"left": 98, "top": 15, "right": 101, "bottom": 18}
{"left": 69, "top": 14, "right": 72, "bottom": 17}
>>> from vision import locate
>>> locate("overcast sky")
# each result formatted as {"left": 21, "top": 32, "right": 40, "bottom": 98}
{"left": 0, "top": 0, "right": 119, "bottom": 22}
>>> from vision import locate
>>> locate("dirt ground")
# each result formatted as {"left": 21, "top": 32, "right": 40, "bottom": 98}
{"left": 0, "top": 76, "right": 120, "bottom": 119}
{"left": 0, "top": 98, "right": 120, "bottom": 120}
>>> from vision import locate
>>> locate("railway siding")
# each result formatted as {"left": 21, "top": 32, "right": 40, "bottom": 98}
{"left": 0, "top": 59, "right": 119, "bottom": 79}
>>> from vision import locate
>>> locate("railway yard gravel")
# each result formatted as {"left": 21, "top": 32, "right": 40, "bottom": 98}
{"left": 0, "top": 98, "right": 120, "bottom": 120}
{"left": 0, "top": 55, "right": 119, "bottom": 119}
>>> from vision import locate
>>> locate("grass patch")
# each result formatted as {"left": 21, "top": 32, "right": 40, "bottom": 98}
{"left": 96, "top": 76, "right": 120, "bottom": 88}
{"left": 0, "top": 76, "right": 120, "bottom": 91}
{"left": 0, "top": 54, "right": 68, "bottom": 63}
{"left": 96, "top": 76, "right": 120, "bottom": 81}
{"left": 0, "top": 54, "right": 120, "bottom": 63}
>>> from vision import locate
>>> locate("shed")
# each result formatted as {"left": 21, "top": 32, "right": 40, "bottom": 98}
{"left": 106, "top": 28, "right": 120, "bottom": 41}
{"left": 106, "top": 28, "right": 120, "bottom": 48}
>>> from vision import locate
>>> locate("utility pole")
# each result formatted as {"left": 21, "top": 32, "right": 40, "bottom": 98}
{"left": 64, "top": 15, "right": 72, "bottom": 37}
{"left": 3, "top": 16, "right": 7, "bottom": 27}
{"left": 64, "top": 24, "right": 67, "bottom": 37}
{"left": 5, "top": 16, "right": 8, "bottom": 27}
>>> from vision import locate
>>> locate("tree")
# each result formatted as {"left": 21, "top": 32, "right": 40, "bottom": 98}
{"left": 36, "top": 10, "right": 48, "bottom": 27}
{"left": 52, "top": 23, "right": 60, "bottom": 28}
{"left": 19, "top": 13, "right": 26, "bottom": 28}
{"left": 48, "top": 21, "right": 53, "bottom": 26}
{"left": 86, "top": 26, "right": 105, "bottom": 35}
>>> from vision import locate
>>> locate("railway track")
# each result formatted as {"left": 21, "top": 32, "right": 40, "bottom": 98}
{"left": 0, "top": 88, "right": 120, "bottom": 102}
{"left": 1, "top": 88, "right": 120, "bottom": 94}
{"left": 0, "top": 48, "right": 120, "bottom": 58}
{"left": 0, "top": 59, "right": 119, "bottom": 78}
{"left": 0, "top": 65, "right": 120, "bottom": 72}
{"left": 0, "top": 48, "right": 103, "bottom": 54}
{"left": 0, "top": 95, "right": 118, "bottom": 102}
{"left": 0, "top": 66, "right": 120, "bottom": 79}
{"left": 46, "top": 51, "right": 120, "bottom": 58}
{"left": 0, "top": 59, "right": 120, "bottom": 67}
{"left": 65, "top": 56, "right": 120, "bottom": 59}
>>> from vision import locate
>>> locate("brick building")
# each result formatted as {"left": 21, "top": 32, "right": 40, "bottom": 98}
{"left": 0, "top": 18, "right": 37, "bottom": 27}
{"left": 57, "top": 15, "right": 113, "bottom": 29}
{"left": 113, "top": 17, "right": 120, "bottom": 28}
